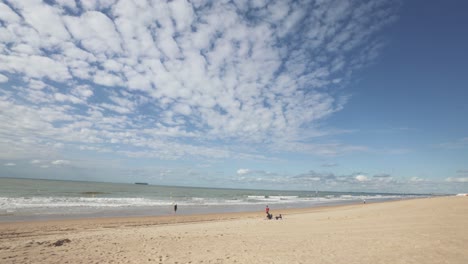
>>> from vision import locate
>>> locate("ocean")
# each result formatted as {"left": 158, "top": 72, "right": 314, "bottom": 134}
{"left": 0, "top": 177, "right": 426, "bottom": 222}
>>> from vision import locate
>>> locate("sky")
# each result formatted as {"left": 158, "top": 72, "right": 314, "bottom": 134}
{"left": 0, "top": 0, "right": 467, "bottom": 194}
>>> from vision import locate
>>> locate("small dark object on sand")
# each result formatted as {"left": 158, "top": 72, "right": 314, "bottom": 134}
{"left": 51, "top": 239, "right": 71, "bottom": 247}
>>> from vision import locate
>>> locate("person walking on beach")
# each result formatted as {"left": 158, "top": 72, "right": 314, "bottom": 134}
{"left": 265, "top": 205, "right": 269, "bottom": 214}
{"left": 174, "top": 203, "right": 178, "bottom": 214}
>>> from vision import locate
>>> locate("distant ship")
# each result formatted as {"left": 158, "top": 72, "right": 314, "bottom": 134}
{"left": 134, "top": 182, "right": 149, "bottom": 185}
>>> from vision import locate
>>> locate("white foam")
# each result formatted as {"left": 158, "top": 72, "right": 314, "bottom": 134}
{"left": 0, "top": 194, "right": 418, "bottom": 213}
{"left": 247, "top": 195, "right": 267, "bottom": 199}
{"left": 0, "top": 197, "right": 172, "bottom": 210}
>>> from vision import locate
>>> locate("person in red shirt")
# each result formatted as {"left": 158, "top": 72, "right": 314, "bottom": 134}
{"left": 265, "top": 205, "right": 269, "bottom": 214}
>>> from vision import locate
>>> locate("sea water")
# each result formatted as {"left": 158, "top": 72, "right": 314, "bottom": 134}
{"left": 0, "top": 177, "right": 426, "bottom": 222}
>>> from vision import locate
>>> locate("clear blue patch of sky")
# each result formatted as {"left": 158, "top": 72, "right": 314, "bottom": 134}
{"left": 327, "top": 0, "right": 468, "bottom": 146}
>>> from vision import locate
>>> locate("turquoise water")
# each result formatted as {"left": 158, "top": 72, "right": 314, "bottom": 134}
{"left": 0, "top": 177, "right": 425, "bottom": 222}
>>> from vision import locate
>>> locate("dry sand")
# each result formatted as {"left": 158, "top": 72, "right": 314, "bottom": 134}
{"left": 1, "top": 196, "right": 467, "bottom": 264}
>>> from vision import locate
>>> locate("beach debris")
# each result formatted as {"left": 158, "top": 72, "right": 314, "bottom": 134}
{"left": 51, "top": 239, "right": 71, "bottom": 247}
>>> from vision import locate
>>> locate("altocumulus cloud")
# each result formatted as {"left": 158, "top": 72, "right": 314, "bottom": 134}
{"left": 0, "top": 0, "right": 398, "bottom": 160}
{"left": 51, "top": 160, "right": 71, "bottom": 166}
{"left": 234, "top": 170, "right": 385, "bottom": 191}
{"left": 233, "top": 170, "right": 457, "bottom": 193}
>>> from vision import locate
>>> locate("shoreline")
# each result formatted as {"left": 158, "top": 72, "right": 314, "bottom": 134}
{"left": 0, "top": 197, "right": 422, "bottom": 234}
{"left": 0, "top": 201, "right": 357, "bottom": 228}
{"left": 0, "top": 194, "right": 423, "bottom": 224}
{"left": 0, "top": 177, "right": 431, "bottom": 223}
{"left": 1, "top": 196, "right": 466, "bottom": 264}
{"left": 1, "top": 197, "right": 400, "bottom": 224}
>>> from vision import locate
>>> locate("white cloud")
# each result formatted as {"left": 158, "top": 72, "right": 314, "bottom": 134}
{"left": 54, "top": 93, "right": 83, "bottom": 104}
{"left": 93, "top": 70, "right": 124, "bottom": 87}
{"left": 355, "top": 175, "right": 369, "bottom": 182}
{"left": 0, "top": 55, "right": 71, "bottom": 82}
{"left": 27, "top": 79, "right": 47, "bottom": 90}
{"left": 17, "top": 1, "right": 70, "bottom": 42}
{"left": 31, "top": 159, "right": 41, "bottom": 164}
{"left": 410, "top": 177, "right": 426, "bottom": 182}
{"left": 72, "top": 85, "right": 94, "bottom": 99}
{"left": 64, "top": 11, "right": 122, "bottom": 55}
{"left": 0, "top": 3, "right": 21, "bottom": 23}
{"left": 4, "top": 162, "right": 16, "bottom": 166}
{"left": 372, "top": 174, "right": 395, "bottom": 183}
{"left": 100, "top": 103, "right": 132, "bottom": 114}
{"left": 228, "top": 169, "right": 466, "bottom": 193}
{"left": 237, "top": 169, "right": 251, "bottom": 175}
{"left": 51, "top": 160, "right": 71, "bottom": 165}
{"left": 0, "top": 0, "right": 399, "bottom": 161}
{"left": 446, "top": 177, "right": 468, "bottom": 183}
{"left": 0, "top": 73, "right": 8, "bottom": 83}
{"left": 168, "top": 0, "right": 194, "bottom": 32}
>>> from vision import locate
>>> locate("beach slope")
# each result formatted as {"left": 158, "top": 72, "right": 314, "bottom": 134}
{"left": 1, "top": 196, "right": 467, "bottom": 263}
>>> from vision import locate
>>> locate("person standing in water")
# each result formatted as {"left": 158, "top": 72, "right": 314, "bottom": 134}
{"left": 174, "top": 203, "right": 178, "bottom": 214}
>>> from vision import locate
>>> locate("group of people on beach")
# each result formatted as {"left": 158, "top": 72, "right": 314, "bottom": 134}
{"left": 265, "top": 205, "right": 282, "bottom": 220}
{"left": 172, "top": 203, "right": 283, "bottom": 220}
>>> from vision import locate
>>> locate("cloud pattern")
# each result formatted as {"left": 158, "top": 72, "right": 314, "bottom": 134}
{"left": 231, "top": 169, "right": 466, "bottom": 193}
{"left": 0, "top": 0, "right": 398, "bottom": 160}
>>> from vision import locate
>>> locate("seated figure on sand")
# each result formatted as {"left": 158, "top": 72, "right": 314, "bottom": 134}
{"left": 267, "top": 212, "right": 273, "bottom": 220}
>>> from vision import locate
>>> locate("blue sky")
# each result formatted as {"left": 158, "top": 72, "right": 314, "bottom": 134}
{"left": 0, "top": 0, "right": 467, "bottom": 194}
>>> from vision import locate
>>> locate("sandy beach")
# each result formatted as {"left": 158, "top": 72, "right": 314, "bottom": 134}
{"left": 1, "top": 196, "right": 467, "bottom": 264}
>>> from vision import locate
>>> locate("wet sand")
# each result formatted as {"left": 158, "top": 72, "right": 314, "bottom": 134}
{"left": 1, "top": 196, "right": 467, "bottom": 264}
